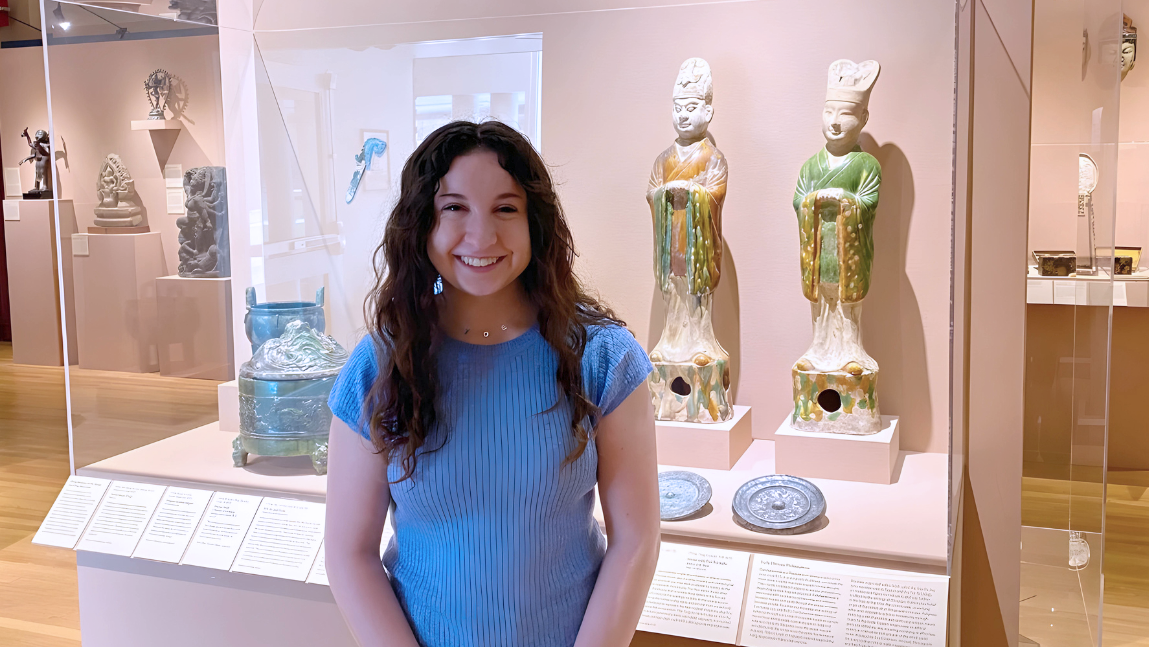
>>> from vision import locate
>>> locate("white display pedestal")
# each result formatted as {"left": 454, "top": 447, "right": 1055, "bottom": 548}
{"left": 73, "top": 231, "right": 166, "bottom": 372}
{"left": 156, "top": 275, "right": 235, "bottom": 380}
{"left": 774, "top": 415, "right": 901, "bottom": 485}
{"left": 654, "top": 405, "right": 752, "bottom": 470}
{"left": 2, "top": 199, "right": 77, "bottom": 366}
{"left": 218, "top": 380, "right": 240, "bottom": 433}
{"left": 77, "top": 552, "right": 355, "bottom": 647}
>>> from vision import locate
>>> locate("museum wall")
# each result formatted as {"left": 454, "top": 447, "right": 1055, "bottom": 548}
{"left": 1028, "top": 0, "right": 1123, "bottom": 256}
{"left": 250, "top": 0, "right": 957, "bottom": 453}
{"left": 960, "top": 0, "right": 1034, "bottom": 642}
{"left": 44, "top": 33, "right": 225, "bottom": 278}
{"left": 1116, "top": 1, "right": 1149, "bottom": 272}
{"left": 0, "top": 46, "right": 49, "bottom": 197}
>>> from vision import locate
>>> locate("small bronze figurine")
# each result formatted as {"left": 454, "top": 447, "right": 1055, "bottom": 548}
{"left": 19, "top": 127, "right": 52, "bottom": 199}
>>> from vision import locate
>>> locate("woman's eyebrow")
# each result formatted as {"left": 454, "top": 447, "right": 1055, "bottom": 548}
{"left": 494, "top": 192, "right": 525, "bottom": 200}
{"left": 437, "top": 192, "right": 467, "bottom": 200}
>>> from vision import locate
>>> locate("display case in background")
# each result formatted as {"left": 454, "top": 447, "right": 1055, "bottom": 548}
{"left": 17, "top": 0, "right": 1069, "bottom": 645}
{"left": 39, "top": 2, "right": 229, "bottom": 469}
{"left": 1021, "top": 0, "right": 1149, "bottom": 645}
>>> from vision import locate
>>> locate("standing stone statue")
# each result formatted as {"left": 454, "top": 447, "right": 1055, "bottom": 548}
{"left": 791, "top": 59, "right": 882, "bottom": 435}
{"left": 93, "top": 154, "right": 143, "bottom": 227}
{"left": 19, "top": 128, "right": 52, "bottom": 199}
{"left": 176, "top": 166, "right": 230, "bottom": 278}
{"left": 646, "top": 58, "right": 732, "bottom": 424}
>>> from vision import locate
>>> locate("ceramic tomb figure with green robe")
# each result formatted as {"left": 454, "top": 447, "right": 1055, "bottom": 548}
{"left": 791, "top": 59, "right": 883, "bottom": 434}
{"left": 646, "top": 57, "right": 732, "bottom": 423}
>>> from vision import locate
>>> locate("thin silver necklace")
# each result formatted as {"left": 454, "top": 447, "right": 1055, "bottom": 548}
{"left": 463, "top": 324, "right": 508, "bottom": 339}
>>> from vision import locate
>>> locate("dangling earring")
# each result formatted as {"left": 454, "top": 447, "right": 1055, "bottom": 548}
{"left": 433, "top": 275, "right": 444, "bottom": 295}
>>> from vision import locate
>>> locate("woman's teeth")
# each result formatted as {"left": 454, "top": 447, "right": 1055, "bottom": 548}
{"left": 460, "top": 256, "right": 501, "bottom": 267}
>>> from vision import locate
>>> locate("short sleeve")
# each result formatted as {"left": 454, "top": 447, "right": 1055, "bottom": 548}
{"left": 582, "top": 324, "right": 654, "bottom": 418}
{"left": 328, "top": 334, "right": 384, "bottom": 440}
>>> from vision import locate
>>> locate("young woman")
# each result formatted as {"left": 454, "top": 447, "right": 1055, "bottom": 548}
{"left": 324, "top": 120, "right": 661, "bottom": 647}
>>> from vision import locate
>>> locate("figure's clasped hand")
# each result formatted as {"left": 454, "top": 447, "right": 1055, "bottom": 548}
{"left": 815, "top": 188, "right": 845, "bottom": 202}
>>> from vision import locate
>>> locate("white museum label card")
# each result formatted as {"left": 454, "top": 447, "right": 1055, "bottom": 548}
{"left": 307, "top": 541, "right": 329, "bottom": 586}
{"left": 637, "top": 542, "right": 751, "bottom": 644}
{"left": 163, "top": 164, "right": 183, "bottom": 187}
{"left": 231, "top": 498, "right": 326, "bottom": 581}
{"left": 132, "top": 487, "right": 213, "bottom": 563}
{"left": 75, "top": 481, "right": 167, "bottom": 556}
{"left": 180, "top": 492, "right": 262, "bottom": 570}
{"left": 738, "top": 554, "right": 949, "bottom": 647}
{"left": 3, "top": 200, "right": 19, "bottom": 221}
{"left": 71, "top": 233, "right": 89, "bottom": 256}
{"left": 3, "top": 167, "right": 21, "bottom": 198}
{"left": 32, "top": 476, "right": 112, "bottom": 548}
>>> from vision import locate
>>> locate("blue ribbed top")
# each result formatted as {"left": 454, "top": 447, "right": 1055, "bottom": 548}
{"left": 327, "top": 323, "right": 652, "bottom": 647}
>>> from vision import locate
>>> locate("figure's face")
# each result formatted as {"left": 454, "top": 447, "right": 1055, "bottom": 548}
{"left": 672, "top": 98, "right": 713, "bottom": 140}
{"left": 428, "top": 150, "right": 531, "bottom": 299}
{"left": 1122, "top": 41, "right": 1137, "bottom": 77}
{"left": 822, "top": 100, "right": 869, "bottom": 148}
{"left": 35, "top": 130, "right": 47, "bottom": 142}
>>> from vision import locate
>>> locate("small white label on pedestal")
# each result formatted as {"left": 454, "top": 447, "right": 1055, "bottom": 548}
{"left": 132, "top": 487, "right": 213, "bottom": 563}
{"left": 637, "top": 542, "right": 751, "bottom": 644}
{"left": 231, "top": 498, "right": 326, "bottom": 581}
{"left": 738, "top": 554, "right": 948, "bottom": 647}
{"left": 71, "top": 234, "right": 89, "bottom": 256}
{"left": 32, "top": 476, "right": 112, "bottom": 548}
{"left": 3, "top": 200, "right": 19, "bottom": 221}
{"left": 3, "top": 168, "right": 21, "bottom": 198}
{"left": 76, "top": 481, "right": 167, "bottom": 556}
{"left": 180, "top": 492, "right": 262, "bottom": 570}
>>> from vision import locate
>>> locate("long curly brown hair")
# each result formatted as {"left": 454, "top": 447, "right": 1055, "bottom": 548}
{"left": 365, "top": 120, "right": 624, "bottom": 481}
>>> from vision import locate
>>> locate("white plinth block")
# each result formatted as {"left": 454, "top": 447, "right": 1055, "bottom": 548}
{"left": 655, "top": 405, "right": 752, "bottom": 470}
{"left": 774, "top": 415, "right": 900, "bottom": 485}
{"left": 156, "top": 275, "right": 234, "bottom": 380}
{"left": 73, "top": 232, "right": 166, "bottom": 372}
{"left": 218, "top": 380, "right": 240, "bottom": 433}
{"left": 4, "top": 199, "right": 77, "bottom": 365}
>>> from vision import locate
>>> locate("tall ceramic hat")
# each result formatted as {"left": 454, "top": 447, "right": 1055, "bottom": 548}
{"left": 826, "top": 59, "right": 881, "bottom": 106}
{"left": 673, "top": 57, "right": 713, "bottom": 102}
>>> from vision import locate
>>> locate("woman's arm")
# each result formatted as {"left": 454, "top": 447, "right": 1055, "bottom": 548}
{"left": 325, "top": 418, "right": 420, "bottom": 647}
{"left": 574, "top": 386, "right": 661, "bottom": 647}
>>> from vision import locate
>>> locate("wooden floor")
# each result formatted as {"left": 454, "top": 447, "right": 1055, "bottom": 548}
{"left": 0, "top": 343, "right": 79, "bottom": 646}
{"left": 2, "top": 340, "right": 1149, "bottom": 645}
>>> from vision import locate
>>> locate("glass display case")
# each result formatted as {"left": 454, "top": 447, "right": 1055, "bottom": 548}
{"left": 1023, "top": 0, "right": 1149, "bottom": 645}
{"left": 18, "top": 0, "right": 1086, "bottom": 645}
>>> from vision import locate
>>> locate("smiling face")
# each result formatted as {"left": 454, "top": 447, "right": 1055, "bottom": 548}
{"left": 427, "top": 149, "right": 532, "bottom": 299}
{"left": 822, "top": 100, "right": 869, "bottom": 150}
{"left": 1122, "top": 41, "right": 1137, "bottom": 77}
{"left": 672, "top": 97, "right": 713, "bottom": 141}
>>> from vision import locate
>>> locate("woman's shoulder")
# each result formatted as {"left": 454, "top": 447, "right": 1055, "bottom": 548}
{"left": 581, "top": 321, "right": 653, "bottom": 417}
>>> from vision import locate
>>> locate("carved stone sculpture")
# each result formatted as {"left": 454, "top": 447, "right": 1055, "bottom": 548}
{"left": 1123, "top": 15, "right": 1138, "bottom": 80}
{"left": 790, "top": 59, "right": 883, "bottom": 435}
{"left": 93, "top": 154, "right": 143, "bottom": 227}
{"left": 177, "top": 166, "right": 230, "bottom": 278}
{"left": 144, "top": 69, "right": 172, "bottom": 120}
{"left": 19, "top": 128, "right": 52, "bottom": 199}
{"left": 646, "top": 58, "right": 732, "bottom": 423}
{"left": 169, "top": 0, "right": 217, "bottom": 25}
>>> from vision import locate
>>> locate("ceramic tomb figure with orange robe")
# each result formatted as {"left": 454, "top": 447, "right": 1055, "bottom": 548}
{"left": 646, "top": 57, "right": 732, "bottom": 424}
{"left": 791, "top": 59, "right": 883, "bottom": 434}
